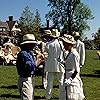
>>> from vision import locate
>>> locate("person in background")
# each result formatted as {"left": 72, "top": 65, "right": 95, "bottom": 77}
{"left": 40, "top": 35, "right": 48, "bottom": 89}
{"left": 40, "top": 29, "right": 55, "bottom": 89}
{"left": 16, "top": 34, "right": 42, "bottom": 100}
{"left": 44, "top": 29, "right": 65, "bottom": 100}
{"left": 0, "top": 46, "right": 5, "bottom": 65}
{"left": 60, "top": 34, "right": 85, "bottom": 100}
{"left": 3, "top": 45, "right": 16, "bottom": 65}
{"left": 72, "top": 32, "right": 85, "bottom": 68}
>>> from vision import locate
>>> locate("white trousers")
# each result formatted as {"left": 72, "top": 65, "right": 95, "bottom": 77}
{"left": 43, "top": 72, "right": 48, "bottom": 89}
{"left": 18, "top": 77, "right": 34, "bottom": 100}
{"left": 45, "top": 72, "right": 64, "bottom": 100}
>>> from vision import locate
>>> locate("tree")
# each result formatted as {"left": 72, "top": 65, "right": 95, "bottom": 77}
{"left": 33, "top": 9, "right": 42, "bottom": 40}
{"left": 18, "top": 6, "right": 34, "bottom": 35}
{"left": 45, "top": 0, "right": 94, "bottom": 35}
{"left": 92, "top": 28, "right": 100, "bottom": 50}
{"left": 18, "top": 6, "right": 42, "bottom": 41}
{"left": 84, "top": 37, "right": 96, "bottom": 50}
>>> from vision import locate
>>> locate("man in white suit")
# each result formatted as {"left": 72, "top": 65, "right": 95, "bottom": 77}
{"left": 44, "top": 29, "right": 65, "bottom": 100}
{"left": 73, "top": 32, "right": 85, "bottom": 67}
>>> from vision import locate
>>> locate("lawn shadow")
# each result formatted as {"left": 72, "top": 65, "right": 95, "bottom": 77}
{"left": 1, "top": 85, "right": 18, "bottom": 89}
{"left": 34, "top": 96, "right": 45, "bottom": 99}
{"left": 34, "top": 84, "right": 44, "bottom": 89}
{"left": 81, "top": 69, "right": 100, "bottom": 78}
{"left": 0, "top": 85, "right": 19, "bottom": 99}
{"left": 53, "top": 85, "right": 59, "bottom": 88}
{"left": 0, "top": 94, "right": 20, "bottom": 99}
{"left": 34, "top": 96, "right": 58, "bottom": 100}
{"left": 0, "top": 94, "right": 58, "bottom": 100}
{"left": 35, "top": 84, "right": 59, "bottom": 89}
{"left": 93, "top": 57, "right": 100, "bottom": 60}
{"left": 94, "top": 70, "right": 100, "bottom": 75}
{"left": 81, "top": 73, "right": 100, "bottom": 78}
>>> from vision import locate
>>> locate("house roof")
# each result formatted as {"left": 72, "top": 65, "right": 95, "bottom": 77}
{"left": 12, "top": 21, "right": 21, "bottom": 32}
{"left": 6, "top": 20, "right": 16, "bottom": 30}
{"left": 0, "top": 21, "right": 9, "bottom": 29}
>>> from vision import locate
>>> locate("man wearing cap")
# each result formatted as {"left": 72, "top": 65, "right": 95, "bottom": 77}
{"left": 60, "top": 34, "right": 85, "bottom": 100}
{"left": 16, "top": 34, "right": 42, "bottom": 100}
{"left": 43, "top": 29, "right": 65, "bottom": 100}
{"left": 72, "top": 32, "right": 85, "bottom": 68}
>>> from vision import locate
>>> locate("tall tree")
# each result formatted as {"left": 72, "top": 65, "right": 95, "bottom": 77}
{"left": 18, "top": 6, "right": 42, "bottom": 40}
{"left": 45, "top": 0, "right": 94, "bottom": 35}
{"left": 92, "top": 28, "right": 100, "bottom": 50}
{"left": 33, "top": 9, "right": 42, "bottom": 40}
{"left": 18, "top": 6, "right": 34, "bottom": 35}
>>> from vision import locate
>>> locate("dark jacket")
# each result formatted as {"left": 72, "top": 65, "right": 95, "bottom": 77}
{"left": 16, "top": 50, "right": 36, "bottom": 77}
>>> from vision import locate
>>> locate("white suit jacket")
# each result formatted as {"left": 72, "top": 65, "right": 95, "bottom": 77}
{"left": 75, "top": 40, "right": 85, "bottom": 66}
{"left": 65, "top": 49, "right": 80, "bottom": 79}
{"left": 44, "top": 39, "right": 64, "bottom": 72}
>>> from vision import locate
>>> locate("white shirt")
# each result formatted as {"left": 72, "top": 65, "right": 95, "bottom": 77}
{"left": 45, "top": 39, "right": 64, "bottom": 72}
{"left": 65, "top": 48, "right": 81, "bottom": 85}
{"left": 74, "top": 39, "right": 85, "bottom": 66}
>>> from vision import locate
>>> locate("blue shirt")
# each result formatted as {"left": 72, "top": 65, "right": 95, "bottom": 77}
{"left": 16, "top": 50, "right": 36, "bottom": 77}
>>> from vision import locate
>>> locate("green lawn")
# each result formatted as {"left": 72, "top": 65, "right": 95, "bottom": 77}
{"left": 0, "top": 50, "right": 100, "bottom": 100}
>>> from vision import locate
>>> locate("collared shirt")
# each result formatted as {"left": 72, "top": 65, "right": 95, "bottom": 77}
{"left": 16, "top": 50, "right": 36, "bottom": 77}
{"left": 74, "top": 39, "right": 85, "bottom": 66}
{"left": 65, "top": 48, "right": 80, "bottom": 79}
{"left": 45, "top": 39, "right": 64, "bottom": 72}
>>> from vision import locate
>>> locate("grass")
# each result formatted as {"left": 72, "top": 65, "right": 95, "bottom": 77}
{"left": 0, "top": 50, "right": 100, "bottom": 100}
{"left": 81, "top": 50, "right": 100, "bottom": 100}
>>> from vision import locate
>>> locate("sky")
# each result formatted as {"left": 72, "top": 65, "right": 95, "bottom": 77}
{"left": 82, "top": 0, "right": 100, "bottom": 39}
{"left": 0, "top": 0, "right": 100, "bottom": 39}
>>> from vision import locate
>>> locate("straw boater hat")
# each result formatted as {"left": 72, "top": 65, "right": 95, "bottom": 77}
{"left": 44, "top": 29, "right": 52, "bottom": 36}
{"left": 52, "top": 29, "right": 60, "bottom": 37}
{"left": 60, "top": 34, "right": 76, "bottom": 44}
{"left": 20, "top": 34, "right": 37, "bottom": 45}
{"left": 42, "top": 29, "right": 59, "bottom": 38}
{"left": 72, "top": 32, "right": 80, "bottom": 37}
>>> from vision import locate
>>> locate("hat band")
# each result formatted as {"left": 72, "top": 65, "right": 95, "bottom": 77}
{"left": 64, "top": 36, "right": 73, "bottom": 41}
{"left": 23, "top": 39, "right": 36, "bottom": 42}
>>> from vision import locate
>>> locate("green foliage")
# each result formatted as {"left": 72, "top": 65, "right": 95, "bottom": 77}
{"left": 18, "top": 6, "right": 34, "bottom": 35}
{"left": 84, "top": 38, "right": 96, "bottom": 50}
{"left": 33, "top": 9, "right": 42, "bottom": 40}
{"left": 0, "top": 50, "right": 100, "bottom": 100}
{"left": 92, "top": 28, "right": 100, "bottom": 50}
{"left": 18, "top": 6, "right": 42, "bottom": 41}
{"left": 73, "top": 3, "right": 94, "bottom": 34}
{"left": 46, "top": 0, "right": 94, "bottom": 35}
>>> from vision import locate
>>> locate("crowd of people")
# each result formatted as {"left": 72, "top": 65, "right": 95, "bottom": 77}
{"left": 0, "top": 39, "right": 20, "bottom": 65}
{"left": 7, "top": 28, "right": 86, "bottom": 100}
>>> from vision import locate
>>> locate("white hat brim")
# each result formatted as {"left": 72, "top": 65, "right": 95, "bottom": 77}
{"left": 50, "top": 35, "right": 57, "bottom": 38}
{"left": 20, "top": 41, "right": 37, "bottom": 45}
{"left": 61, "top": 37, "right": 76, "bottom": 44}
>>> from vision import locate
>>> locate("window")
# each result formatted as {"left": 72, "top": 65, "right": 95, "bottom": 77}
{"left": 0, "top": 28, "right": 2, "bottom": 32}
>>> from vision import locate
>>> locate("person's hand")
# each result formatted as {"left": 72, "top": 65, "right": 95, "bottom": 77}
{"left": 36, "top": 53, "right": 44, "bottom": 65}
{"left": 43, "top": 52, "right": 48, "bottom": 60}
{"left": 80, "top": 65, "right": 83, "bottom": 67}
{"left": 57, "top": 58, "right": 65, "bottom": 64}
{"left": 64, "top": 78, "right": 72, "bottom": 86}
{"left": 57, "top": 58, "right": 61, "bottom": 62}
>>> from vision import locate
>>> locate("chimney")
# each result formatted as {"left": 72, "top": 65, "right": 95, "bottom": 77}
{"left": 9, "top": 16, "right": 13, "bottom": 21}
{"left": 47, "top": 20, "right": 49, "bottom": 29}
{"left": 6, "top": 16, "right": 16, "bottom": 36}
